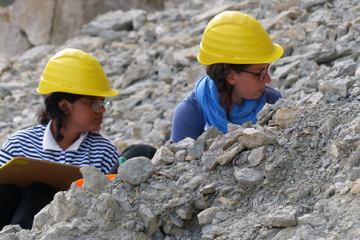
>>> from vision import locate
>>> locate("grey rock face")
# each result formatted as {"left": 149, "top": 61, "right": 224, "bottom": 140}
{"left": 11, "top": 0, "right": 55, "bottom": 46}
{"left": 0, "top": 20, "right": 32, "bottom": 57}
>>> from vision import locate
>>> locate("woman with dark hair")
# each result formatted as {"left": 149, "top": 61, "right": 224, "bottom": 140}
{"left": 170, "top": 11, "right": 284, "bottom": 143}
{"left": 0, "top": 48, "right": 122, "bottom": 230}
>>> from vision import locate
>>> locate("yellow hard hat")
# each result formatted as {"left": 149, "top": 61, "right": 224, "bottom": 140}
{"left": 37, "top": 48, "right": 119, "bottom": 97}
{"left": 197, "top": 11, "right": 284, "bottom": 65}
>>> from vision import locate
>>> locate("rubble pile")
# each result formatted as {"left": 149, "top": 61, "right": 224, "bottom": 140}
{"left": 0, "top": 0, "right": 360, "bottom": 239}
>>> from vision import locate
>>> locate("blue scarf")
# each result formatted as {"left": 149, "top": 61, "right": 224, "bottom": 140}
{"left": 195, "top": 74, "right": 266, "bottom": 134}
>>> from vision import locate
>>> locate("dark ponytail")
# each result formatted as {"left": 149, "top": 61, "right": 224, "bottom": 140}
{"left": 37, "top": 92, "right": 83, "bottom": 142}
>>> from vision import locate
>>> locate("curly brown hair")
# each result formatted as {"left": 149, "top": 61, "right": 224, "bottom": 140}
{"left": 206, "top": 63, "right": 251, "bottom": 119}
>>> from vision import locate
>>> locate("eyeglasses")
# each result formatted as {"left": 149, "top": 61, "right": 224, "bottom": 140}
{"left": 78, "top": 99, "right": 112, "bottom": 113}
{"left": 239, "top": 64, "right": 270, "bottom": 82}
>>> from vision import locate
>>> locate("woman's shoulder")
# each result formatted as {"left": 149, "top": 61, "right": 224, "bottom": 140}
{"left": 179, "top": 91, "right": 198, "bottom": 103}
{"left": 265, "top": 85, "right": 283, "bottom": 104}
{"left": 171, "top": 91, "right": 205, "bottom": 143}
{"left": 85, "top": 132, "right": 117, "bottom": 147}
{"left": 7, "top": 124, "right": 47, "bottom": 141}
{"left": 174, "top": 91, "right": 204, "bottom": 122}
{"left": 177, "top": 91, "right": 202, "bottom": 111}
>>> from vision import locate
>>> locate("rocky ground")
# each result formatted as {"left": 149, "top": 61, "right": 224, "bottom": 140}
{"left": 0, "top": 0, "right": 360, "bottom": 239}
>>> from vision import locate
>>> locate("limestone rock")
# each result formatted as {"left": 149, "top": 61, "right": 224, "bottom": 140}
{"left": 151, "top": 146, "right": 176, "bottom": 166}
{"left": 139, "top": 204, "right": 159, "bottom": 235}
{"left": 197, "top": 207, "right": 220, "bottom": 225}
{"left": 297, "top": 213, "right": 326, "bottom": 227}
{"left": 217, "top": 143, "right": 244, "bottom": 166}
{"left": 319, "top": 79, "right": 353, "bottom": 98}
{"left": 80, "top": 166, "right": 109, "bottom": 194}
{"left": 264, "top": 210, "right": 297, "bottom": 227}
{"left": 275, "top": 107, "right": 305, "bottom": 129}
{"left": 117, "top": 157, "right": 154, "bottom": 185}
{"left": 248, "top": 146, "right": 267, "bottom": 167}
{"left": 350, "top": 181, "right": 360, "bottom": 194}
{"left": 183, "top": 175, "right": 203, "bottom": 190}
{"left": 202, "top": 128, "right": 244, "bottom": 169}
{"left": 238, "top": 128, "right": 277, "bottom": 148}
{"left": 234, "top": 168, "right": 264, "bottom": 186}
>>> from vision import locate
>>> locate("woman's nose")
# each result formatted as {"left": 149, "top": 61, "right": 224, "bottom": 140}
{"left": 98, "top": 105, "right": 106, "bottom": 113}
{"left": 262, "top": 73, "right": 271, "bottom": 83}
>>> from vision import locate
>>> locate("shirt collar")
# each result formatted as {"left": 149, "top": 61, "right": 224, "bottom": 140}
{"left": 43, "top": 120, "right": 89, "bottom": 151}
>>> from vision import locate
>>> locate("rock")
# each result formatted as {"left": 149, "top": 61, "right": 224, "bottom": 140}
{"left": 238, "top": 128, "right": 277, "bottom": 148}
{"left": 80, "top": 166, "right": 109, "bottom": 194}
{"left": 202, "top": 128, "right": 243, "bottom": 169}
{"left": 272, "top": 227, "right": 297, "bottom": 240}
{"left": 234, "top": 168, "right": 264, "bottom": 186}
{"left": 183, "top": 175, "right": 203, "bottom": 190}
{"left": 275, "top": 107, "right": 305, "bottom": 129}
{"left": 319, "top": 79, "right": 353, "bottom": 98}
{"left": 350, "top": 181, "right": 360, "bottom": 194}
{"left": 263, "top": 210, "right": 297, "bottom": 227}
{"left": 248, "top": 146, "right": 267, "bottom": 167}
{"left": 169, "top": 137, "right": 195, "bottom": 153}
{"left": 197, "top": 207, "right": 220, "bottom": 225}
{"left": 349, "top": 167, "right": 360, "bottom": 181}
{"left": 151, "top": 146, "right": 176, "bottom": 166}
{"left": 175, "top": 150, "right": 186, "bottom": 162}
{"left": 294, "top": 224, "right": 317, "bottom": 240}
{"left": 0, "top": 57, "right": 12, "bottom": 75}
{"left": 325, "top": 185, "right": 336, "bottom": 198}
{"left": 82, "top": 10, "right": 133, "bottom": 36}
{"left": 328, "top": 59, "right": 357, "bottom": 78}
{"left": 139, "top": 204, "right": 159, "bottom": 235}
{"left": 170, "top": 213, "right": 184, "bottom": 227}
{"left": 162, "top": 223, "right": 183, "bottom": 236}
{"left": 216, "top": 143, "right": 244, "bottom": 166}
{"left": 175, "top": 208, "right": 193, "bottom": 220}
{"left": 164, "top": 197, "right": 191, "bottom": 209}
{"left": 297, "top": 213, "right": 326, "bottom": 227}
{"left": 200, "top": 183, "right": 217, "bottom": 194}
{"left": 117, "top": 157, "right": 154, "bottom": 185}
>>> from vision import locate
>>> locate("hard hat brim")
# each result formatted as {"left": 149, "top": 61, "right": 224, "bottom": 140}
{"left": 36, "top": 77, "right": 119, "bottom": 97}
{"left": 197, "top": 43, "right": 284, "bottom": 65}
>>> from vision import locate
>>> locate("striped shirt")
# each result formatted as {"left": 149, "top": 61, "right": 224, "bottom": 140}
{"left": 0, "top": 124, "right": 120, "bottom": 174}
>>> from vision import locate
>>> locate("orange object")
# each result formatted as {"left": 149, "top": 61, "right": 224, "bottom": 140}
{"left": 75, "top": 174, "right": 117, "bottom": 187}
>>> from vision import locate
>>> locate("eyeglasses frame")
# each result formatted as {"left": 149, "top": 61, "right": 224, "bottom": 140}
{"left": 78, "top": 99, "right": 112, "bottom": 113}
{"left": 239, "top": 64, "right": 270, "bottom": 82}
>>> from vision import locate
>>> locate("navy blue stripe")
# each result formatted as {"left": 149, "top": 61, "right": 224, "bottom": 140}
{"left": 0, "top": 125, "right": 120, "bottom": 174}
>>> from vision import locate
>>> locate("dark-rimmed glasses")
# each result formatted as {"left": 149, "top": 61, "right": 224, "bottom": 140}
{"left": 78, "top": 99, "right": 112, "bottom": 113}
{"left": 239, "top": 64, "right": 270, "bottom": 82}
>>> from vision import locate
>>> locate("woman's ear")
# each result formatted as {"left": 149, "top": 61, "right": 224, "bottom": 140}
{"left": 225, "top": 70, "right": 236, "bottom": 85}
{"left": 59, "top": 100, "right": 70, "bottom": 114}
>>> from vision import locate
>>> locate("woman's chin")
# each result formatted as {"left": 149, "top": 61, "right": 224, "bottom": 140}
{"left": 89, "top": 125, "right": 101, "bottom": 132}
